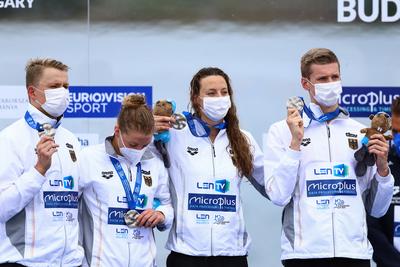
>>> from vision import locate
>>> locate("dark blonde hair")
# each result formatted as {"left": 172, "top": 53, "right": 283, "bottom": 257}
{"left": 25, "top": 58, "right": 69, "bottom": 87}
{"left": 301, "top": 48, "right": 340, "bottom": 78}
{"left": 118, "top": 94, "right": 154, "bottom": 135}
{"left": 189, "top": 67, "right": 253, "bottom": 178}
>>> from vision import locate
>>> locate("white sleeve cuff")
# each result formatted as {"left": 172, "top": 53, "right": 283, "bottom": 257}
{"left": 375, "top": 169, "right": 393, "bottom": 184}
{"left": 286, "top": 148, "right": 302, "bottom": 160}
{"left": 14, "top": 166, "right": 47, "bottom": 193}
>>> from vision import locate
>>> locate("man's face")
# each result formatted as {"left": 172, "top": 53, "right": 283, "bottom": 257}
{"left": 29, "top": 67, "right": 69, "bottom": 106}
{"left": 301, "top": 62, "right": 340, "bottom": 101}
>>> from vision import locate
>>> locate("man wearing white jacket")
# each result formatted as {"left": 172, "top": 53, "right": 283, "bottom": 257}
{"left": 0, "top": 59, "right": 83, "bottom": 266}
{"left": 264, "top": 48, "right": 394, "bottom": 267}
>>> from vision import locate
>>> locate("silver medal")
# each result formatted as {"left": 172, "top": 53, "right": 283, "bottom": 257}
{"left": 124, "top": 210, "right": 140, "bottom": 228}
{"left": 171, "top": 113, "right": 187, "bottom": 130}
{"left": 286, "top": 96, "right": 304, "bottom": 112}
{"left": 39, "top": 123, "right": 56, "bottom": 138}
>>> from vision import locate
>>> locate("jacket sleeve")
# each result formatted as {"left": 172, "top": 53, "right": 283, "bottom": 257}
{"left": 154, "top": 161, "right": 173, "bottom": 231}
{"left": 0, "top": 131, "right": 47, "bottom": 223}
{"left": 362, "top": 166, "right": 394, "bottom": 218}
{"left": 367, "top": 214, "right": 400, "bottom": 267}
{"left": 77, "top": 147, "right": 92, "bottom": 195}
{"left": 263, "top": 122, "right": 301, "bottom": 207}
{"left": 244, "top": 131, "right": 269, "bottom": 199}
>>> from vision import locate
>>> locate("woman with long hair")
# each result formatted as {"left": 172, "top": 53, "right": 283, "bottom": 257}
{"left": 155, "top": 67, "right": 267, "bottom": 267}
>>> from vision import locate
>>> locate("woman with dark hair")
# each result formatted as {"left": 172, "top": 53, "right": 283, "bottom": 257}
{"left": 155, "top": 67, "right": 268, "bottom": 267}
{"left": 78, "top": 94, "right": 173, "bottom": 267}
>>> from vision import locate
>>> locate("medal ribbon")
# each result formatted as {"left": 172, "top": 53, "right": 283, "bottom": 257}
{"left": 24, "top": 111, "right": 61, "bottom": 132}
{"left": 110, "top": 157, "right": 142, "bottom": 210}
{"left": 299, "top": 97, "right": 340, "bottom": 123}
{"left": 182, "top": 111, "right": 227, "bottom": 138}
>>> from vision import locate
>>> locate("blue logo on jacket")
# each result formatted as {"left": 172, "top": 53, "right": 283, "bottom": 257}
{"left": 313, "top": 164, "right": 349, "bottom": 177}
{"left": 188, "top": 193, "right": 236, "bottom": 212}
{"left": 306, "top": 179, "right": 357, "bottom": 197}
{"left": 116, "top": 194, "right": 148, "bottom": 208}
{"left": 48, "top": 176, "right": 75, "bottom": 190}
{"left": 196, "top": 179, "right": 230, "bottom": 193}
{"left": 108, "top": 207, "right": 129, "bottom": 225}
{"left": 43, "top": 191, "right": 79, "bottom": 209}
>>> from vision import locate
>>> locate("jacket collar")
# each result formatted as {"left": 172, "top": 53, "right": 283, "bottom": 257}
{"left": 27, "top": 103, "right": 61, "bottom": 128}
{"left": 303, "top": 102, "right": 349, "bottom": 128}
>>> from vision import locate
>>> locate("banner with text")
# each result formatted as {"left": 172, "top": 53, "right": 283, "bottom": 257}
{"left": 340, "top": 86, "right": 399, "bottom": 117}
{"left": 65, "top": 86, "right": 152, "bottom": 118}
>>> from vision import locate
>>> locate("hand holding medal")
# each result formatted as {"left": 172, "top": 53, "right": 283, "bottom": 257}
{"left": 286, "top": 96, "right": 305, "bottom": 151}
{"left": 131, "top": 209, "right": 165, "bottom": 228}
{"left": 286, "top": 96, "right": 304, "bottom": 128}
{"left": 34, "top": 134, "right": 59, "bottom": 175}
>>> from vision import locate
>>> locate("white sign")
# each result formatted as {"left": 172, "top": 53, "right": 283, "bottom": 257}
{"left": 0, "top": 86, "right": 29, "bottom": 119}
{"left": 75, "top": 133, "right": 99, "bottom": 147}
{"left": 338, "top": 0, "right": 400, "bottom": 22}
{"left": 0, "top": 0, "right": 34, "bottom": 8}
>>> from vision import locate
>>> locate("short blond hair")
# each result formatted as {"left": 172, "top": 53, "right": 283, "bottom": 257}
{"left": 301, "top": 48, "right": 340, "bottom": 78}
{"left": 25, "top": 58, "right": 69, "bottom": 87}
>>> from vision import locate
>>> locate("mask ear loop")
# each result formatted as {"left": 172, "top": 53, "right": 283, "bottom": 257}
{"left": 119, "top": 132, "right": 128, "bottom": 149}
{"left": 32, "top": 86, "right": 46, "bottom": 107}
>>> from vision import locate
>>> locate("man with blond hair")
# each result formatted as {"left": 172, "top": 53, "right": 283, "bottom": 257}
{"left": 0, "top": 59, "right": 83, "bottom": 266}
{"left": 264, "top": 48, "right": 394, "bottom": 267}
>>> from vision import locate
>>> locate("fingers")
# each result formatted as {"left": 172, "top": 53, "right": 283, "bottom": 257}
{"left": 36, "top": 137, "right": 59, "bottom": 157}
{"left": 368, "top": 134, "right": 389, "bottom": 158}
{"left": 34, "top": 136, "right": 59, "bottom": 175}
{"left": 135, "top": 209, "right": 164, "bottom": 228}
{"left": 135, "top": 210, "right": 152, "bottom": 227}
{"left": 37, "top": 135, "right": 55, "bottom": 145}
{"left": 154, "top": 115, "right": 174, "bottom": 132}
{"left": 287, "top": 108, "right": 302, "bottom": 122}
{"left": 287, "top": 108, "right": 300, "bottom": 118}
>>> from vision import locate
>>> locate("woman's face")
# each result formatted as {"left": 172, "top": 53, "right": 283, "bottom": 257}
{"left": 196, "top": 75, "right": 229, "bottom": 110}
{"left": 116, "top": 126, "right": 153, "bottom": 150}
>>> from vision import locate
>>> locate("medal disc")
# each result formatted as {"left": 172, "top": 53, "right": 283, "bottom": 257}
{"left": 171, "top": 113, "right": 187, "bottom": 130}
{"left": 286, "top": 96, "right": 304, "bottom": 112}
{"left": 124, "top": 210, "right": 139, "bottom": 228}
{"left": 39, "top": 123, "right": 56, "bottom": 138}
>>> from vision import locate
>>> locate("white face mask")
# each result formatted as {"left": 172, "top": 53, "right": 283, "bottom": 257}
{"left": 202, "top": 96, "right": 231, "bottom": 122}
{"left": 310, "top": 80, "right": 342, "bottom": 107}
{"left": 119, "top": 133, "right": 146, "bottom": 166}
{"left": 35, "top": 87, "right": 70, "bottom": 117}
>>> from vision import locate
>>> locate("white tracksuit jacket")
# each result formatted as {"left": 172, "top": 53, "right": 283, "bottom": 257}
{"left": 264, "top": 103, "right": 394, "bottom": 260}
{"left": 164, "top": 124, "right": 268, "bottom": 256}
{"left": 0, "top": 104, "right": 83, "bottom": 266}
{"left": 79, "top": 137, "right": 173, "bottom": 267}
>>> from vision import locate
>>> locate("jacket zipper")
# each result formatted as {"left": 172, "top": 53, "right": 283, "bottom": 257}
{"left": 128, "top": 243, "right": 131, "bottom": 267}
{"left": 209, "top": 139, "right": 216, "bottom": 256}
{"left": 210, "top": 142, "right": 216, "bottom": 177}
{"left": 59, "top": 225, "right": 67, "bottom": 266}
{"left": 180, "top": 165, "right": 186, "bottom": 244}
{"left": 326, "top": 123, "right": 336, "bottom": 257}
